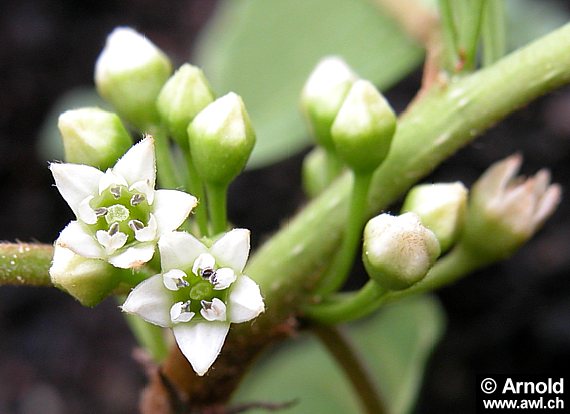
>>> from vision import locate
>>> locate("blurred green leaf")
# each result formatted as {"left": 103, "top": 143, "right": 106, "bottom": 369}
{"left": 506, "top": 0, "right": 570, "bottom": 51}
{"left": 232, "top": 295, "right": 445, "bottom": 413}
{"left": 194, "top": 0, "right": 423, "bottom": 168}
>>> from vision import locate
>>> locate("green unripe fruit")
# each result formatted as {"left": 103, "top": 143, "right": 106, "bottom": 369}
{"left": 331, "top": 80, "right": 396, "bottom": 173}
{"left": 157, "top": 64, "right": 215, "bottom": 150}
{"left": 187, "top": 92, "right": 256, "bottom": 186}
{"left": 58, "top": 107, "right": 133, "bottom": 170}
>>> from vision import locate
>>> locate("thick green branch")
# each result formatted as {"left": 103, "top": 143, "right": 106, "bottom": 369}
{"left": 0, "top": 243, "right": 53, "bottom": 286}
{"left": 247, "top": 23, "right": 570, "bottom": 321}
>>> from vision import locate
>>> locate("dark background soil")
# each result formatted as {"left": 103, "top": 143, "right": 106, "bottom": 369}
{"left": 1, "top": 1, "right": 569, "bottom": 413}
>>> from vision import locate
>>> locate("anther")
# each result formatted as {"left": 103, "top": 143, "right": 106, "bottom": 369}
{"left": 110, "top": 186, "right": 121, "bottom": 199}
{"left": 201, "top": 300, "right": 212, "bottom": 310}
{"left": 128, "top": 219, "right": 145, "bottom": 231}
{"left": 94, "top": 207, "right": 108, "bottom": 217}
{"left": 130, "top": 193, "right": 146, "bottom": 206}
{"left": 109, "top": 222, "right": 120, "bottom": 236}
{"left": 201, "top": 268, "right": 215, "bottom": 280}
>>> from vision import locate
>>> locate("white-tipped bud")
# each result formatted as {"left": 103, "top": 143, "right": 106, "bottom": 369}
{"left": 402, "top": 182, "right": 468, "bottom": 253}
{"left": 50, "top": 245, "right": 120, "bottom": 306}
{"left": 157, "top": 64, "right": 215, "bottom": 149}
{"left": 95, "top": 27, "right": 172, "bottom": 129}
{"left": 461, "top": 154, "right": 561, "bottom": 261}
{"left": 58, "top": 107, "right": 133, "bottom": 169}
{"left": 331, "top": 80, "right": 396, "bottom": 173}
{"left": 301, "top": 57, "right": 358, "bottom": 150}
{"left": 363, "top": 212, "right": 441, "bottom": 291}
{"left": 187, "top": 92, "right": 256, "bottom": 186}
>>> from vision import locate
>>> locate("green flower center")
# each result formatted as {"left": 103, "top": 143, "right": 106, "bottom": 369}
{"left": 89, "top": 184, "right": 152, "bottom": 244}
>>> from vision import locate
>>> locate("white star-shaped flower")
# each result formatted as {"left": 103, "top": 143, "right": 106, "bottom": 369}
{"left": 50, "top": 136, "right": 197, "bottom": 268}
{"left": 121, "top": 229, "right": 265, "bottom": 376}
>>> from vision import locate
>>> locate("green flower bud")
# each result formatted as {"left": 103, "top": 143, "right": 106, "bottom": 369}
{"left": 461, "top": 154, "right": 561, "bottom": 262}
{"left": 363, "top": 212, "right": 440, "bottom": 291}
{"left": 331, "top": 80, "right": 396, "bottom": 173}
{"left": 95, "top": 27, "right": 172, "bottom": 130}
{"left": 402, "top": 182, "right": 468, "bottom": 253}
{"left": 50, "top": 245, "right": 120, "bottom": 306}
{"left": 302, "top": 147, "right": 343, "bottom": 198}
{"left": 58, "top": 107, "right": 133, "bottom": 169}
{"left": 301, "top": 57, "right": 357, "bottom": 150}
{"left": 187, "top": 92, "right": 255, "bottom": 186}
{"left": 157, "top": 64, "right": 215, "bottom": 150}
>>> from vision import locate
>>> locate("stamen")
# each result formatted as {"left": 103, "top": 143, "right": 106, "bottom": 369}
{"left": 130, "top": 193, "right": 146, "bottom": 206}
{"left": 200, "top": 298, "right": 227, "bottom": 322}
{"left": 170, "top": 301, "right": 195, "bottom": 323}
{"left": 109, "top": 222, "right": 120, "bottom": 236}
{"left": 110, "top": 186, "right": 121, "bottom": 199}
{"left": 128, "top": 219, "right": 145, "bottom": 231}
{"left": 94, "top": 207, "right": 108, "bottom": 217}
{"left": 163, "top": 269, "right": 189, "bottom": 291}
{"left": 201, "top": 268, "right": 215, "bottom": 280}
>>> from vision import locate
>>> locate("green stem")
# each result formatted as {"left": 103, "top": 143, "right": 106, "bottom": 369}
{"left": 462, "top": 0, "right": 487, "bottom": 70}
{"left": 184, "top": 149, "right": 209, "bottom": 236}
{"left": 482, "top": 0, "right": 506, "bottom": 66}
{"left": 150, "top": 126, "right": 181, "bottom": 189}
{"left": 315, "top": 172, "right": 372, "bottom": 296}
{"left": 119, "top": 297, "right": 169, "bottom": 362}
{"left": 246, "top": 23, "right": 570, "bottom": 326}
{"left": 313, "top": 324, "right": 387, "bottom": 414}
{"left": 206, "top": 183, "right": 228, "bottom": 236}
{"left": 0, "top": 243, "right": 53, "bottom": 286}
{"left": 438, "top": 0, "right": 461, "bottom": 71}
{"left": 305, "top": 244, "right": 480, "bottom": 325}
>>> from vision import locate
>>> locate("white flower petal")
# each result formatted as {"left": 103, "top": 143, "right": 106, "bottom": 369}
{"left": 229, "top": 275, "right": 264, "bottom": 323}
{"left": 113, "top": 136, "right": 156, "bottom": 188}
{"left": 78, "top": 196, "right": 97, "bottom": 225}
{"left": 212, "top": 267, "right": 236, "bottom": 290}
{"left": 56, "top": 221, "right": 104, "bottom": 259}
{"left": 192, "top": 253, "right": 216, "bottom": 276}
{"left": 134, "top": 214, "right": 158, "bottom": 242}
{"left": 153, "top": 189, "right": 197, "bottom": 234}
{"left": 172, "top": 321, "right": 230, "bottom": 376}
{"left": 108, "top": 243, "right": 155, "bottom": 269}
{"left": 121, "top": 274, "right": 172, "bottom": 327}
{"left": 50, "top": 163, "right": 104, "bottom": 215}
{"left": 210, "top": 229, "right": 250, "bottom": 272}
{"left": 200, "top": 298, "right": 227, "bottom": 321}
{"left": 158, "top": 231, "right": 207, "bottom": 272}
{"left": 170, "top": 302, "right": 195, "bottom": 323}
{"left": 98, "top": 169, "right": 128, "bottom": 194}
{"left": 96, "top": 230, "right": 128, "bottom": 254}
{"left": 163, "top": 269, "right": 189, "bottom": 291}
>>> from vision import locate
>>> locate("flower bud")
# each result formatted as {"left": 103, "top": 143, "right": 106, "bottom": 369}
{"left": 302, "top": 147, "right": 343, "bottom": 198}
{"left": 301, "top": 57, "right": 357, "bottom": 150}
{"left": 461, "top": 154, "right": 561, "bottom": 261}
{"left": 187, "top": 92, "right": 255, "bottom": 186}
{"left": 362, "top": 212, "right": 440, "bottom": 291}
{"left": 331, "top": 80, "right": 396, "bottom": 173}
{"left": 95, "top": 27, "right": 172, "bottom": 129}
{"left": 157, "top": 64, "right": 215, "bottom": 150}
{"left": 402, "top": 182, "right": 468, "bottom": 252}
{"left": 50, "top": 245, "right": 120, "bottom": 306}
{"left": 58, "top": 107, "right": 133, "bottom": 170}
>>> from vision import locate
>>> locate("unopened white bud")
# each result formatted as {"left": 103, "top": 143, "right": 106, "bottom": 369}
{"left": 363, "top": 212, "right": 440, "bottom": 290}
{"left": 95, "top": 27, "right": 172, "bottom": 129}
{"left": 301, "top": 57, "right": 357, "bottom": 150}
{"left": 402, "top": 182, "right": 468, "bottom": 252}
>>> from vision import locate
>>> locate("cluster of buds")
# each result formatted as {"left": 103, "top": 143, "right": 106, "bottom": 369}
{"left": 49, "top": 27, "right": 264, "bottom": 376}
